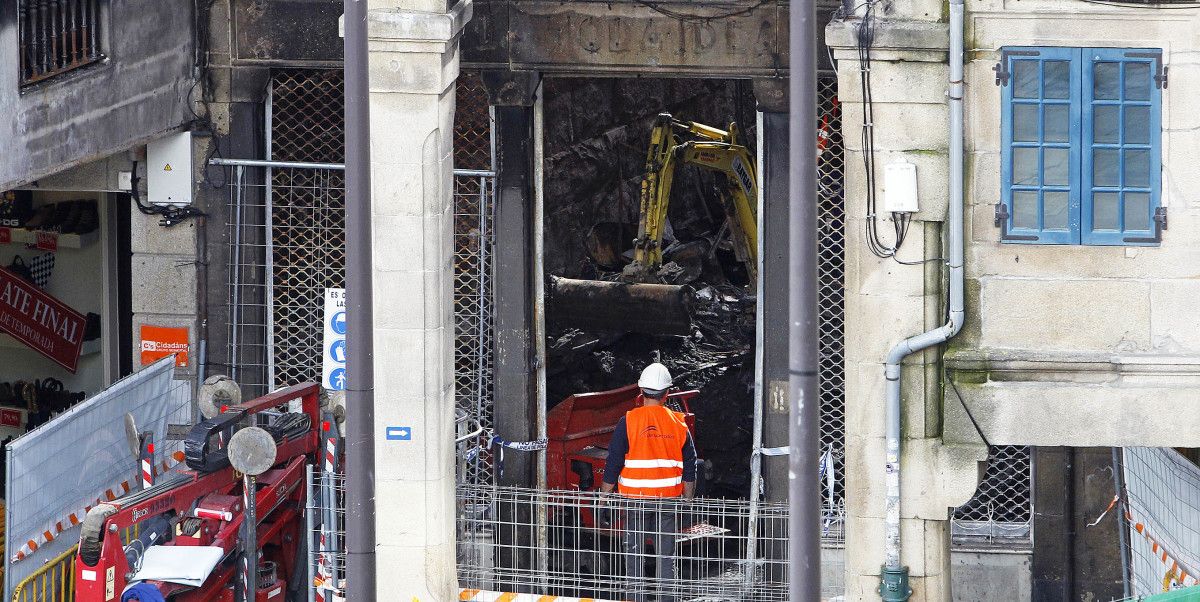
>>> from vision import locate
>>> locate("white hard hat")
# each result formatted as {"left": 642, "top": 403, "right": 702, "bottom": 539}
{"left": 638, "top": 362, "right": 673, "bottom": 391}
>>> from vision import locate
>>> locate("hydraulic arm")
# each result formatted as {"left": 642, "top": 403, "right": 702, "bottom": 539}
{"left": 626, "top": 113, "right": 759, "bottom": 289}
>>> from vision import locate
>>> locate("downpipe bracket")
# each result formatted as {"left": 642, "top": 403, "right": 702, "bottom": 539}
{"left": 879, "top": 565, "right": 913, "bottom": 601}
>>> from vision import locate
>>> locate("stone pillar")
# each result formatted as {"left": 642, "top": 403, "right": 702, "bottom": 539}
{"left": 825, "top": 19, "right": 986, "bottom": 601}
{"left": 752, "top": 78, "right": 791, "bottom": 504}
{"left": 366, "top": 1, "right": 471, "bottom": 599}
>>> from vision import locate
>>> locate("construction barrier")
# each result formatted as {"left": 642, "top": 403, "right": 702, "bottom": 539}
{"left": 460, "top": 590, "right": 624, "bottom": 602}
{"left": 10, "top": 547, "right": 75, "bottom": 602}
{"left": 9, "top": 527, "right": 138, "bottom": 602}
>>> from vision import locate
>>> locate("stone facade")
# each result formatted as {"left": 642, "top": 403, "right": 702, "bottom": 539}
{"left": 830, "top": 0, "right": 1197, "bottom": 599}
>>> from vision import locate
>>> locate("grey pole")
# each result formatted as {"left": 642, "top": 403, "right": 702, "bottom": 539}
{"left": 344, "top": 0, "right": 377, "bottom": 600}
{"left": 788, "top": 0, "right": 821, "bottom": 598}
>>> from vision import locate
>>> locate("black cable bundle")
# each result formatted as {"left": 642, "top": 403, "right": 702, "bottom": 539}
{"left": 855, "top": 3, "right": 913, "bottom": 261}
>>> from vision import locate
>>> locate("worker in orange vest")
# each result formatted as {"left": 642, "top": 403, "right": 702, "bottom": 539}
{"left": 600, "top": 362, "right": 696, "bottom": 601}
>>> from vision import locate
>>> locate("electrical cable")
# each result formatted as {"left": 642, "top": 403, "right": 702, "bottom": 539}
{"left": 1073, "top": 0, "right": 1200, "bottom": 6}
{"left": 850, "top": 1, "right": 916, "bottom": 261}
{"left": 626, "top": 0, "right": 773, "bottom": 22}
{"left": 191, "top": 0, "right": 227, "bottom": 189}
{"left": 129, "top": 160, "right": 206, "bottom": 227}
{"left": 946, "top": 369, "right": 992, "bottom": 450}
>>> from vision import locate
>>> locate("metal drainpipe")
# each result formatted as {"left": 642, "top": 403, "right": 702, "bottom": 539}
{"left": 879, "top": 0, "right": 965, "bottom": 598}
{"left": 343, "top": 0, "right": 377, "bottom": 600}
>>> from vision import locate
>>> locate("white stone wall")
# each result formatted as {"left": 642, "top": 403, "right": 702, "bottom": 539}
{"left": 366, "top": 0, "right": 470, "bottom": 598}
{"left": 831, "top": 3, "right": 1200, "bottom": 599}
{"left": 948, "top": 7, "right": 1200, "bottom": 447}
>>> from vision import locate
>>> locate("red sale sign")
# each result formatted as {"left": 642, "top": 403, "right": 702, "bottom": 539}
{"left": 0, "top": 266, "right": 86, "bottom": 372}
{"left": 0, "top": 408, "right": 22, "bottom": 427}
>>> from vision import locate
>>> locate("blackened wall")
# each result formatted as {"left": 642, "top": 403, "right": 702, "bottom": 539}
{"left": 0, "top": 0, "right": 195, "bottom": 190}
{"left": 1032, "top": 447, "right": 1125, "bottom": 601}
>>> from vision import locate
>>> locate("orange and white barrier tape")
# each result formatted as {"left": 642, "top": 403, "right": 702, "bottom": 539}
{"left": 459, "top": 590, "right": 623, "bottom": 602}
{"left": 1093, "top": 495, "right": 1200, "bottom": 589}
{"left": 11, "top": 451, "right": 186, "bottom": 562}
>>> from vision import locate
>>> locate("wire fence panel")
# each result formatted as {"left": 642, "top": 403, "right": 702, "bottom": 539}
{"left": 1122, "top": 447, "right": 1200, "bottom": 596}
{"left": 951, "top": 445, "right": 1033, "bottom": 544}
{"left": 222, "top": 162, "right": 346, "bottom": 398}
{"left": 458, "top": 485, "right": 791, "bottom": 602}
{"left": 3, "top": 358, "right": 191, "bottom": 599}
{"left": 453, "top": 73, "right": 497, "bottom": 488}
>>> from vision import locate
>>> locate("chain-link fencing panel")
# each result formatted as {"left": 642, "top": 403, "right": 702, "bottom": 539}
{"left": 453, "top": 72, "right": 498, "bottom": 487}
{"left": 952, "top": 445, "right": 1033, "bottom": 543}
{"left": 1122, "top": 447, "right": 1200, "bottom": 596}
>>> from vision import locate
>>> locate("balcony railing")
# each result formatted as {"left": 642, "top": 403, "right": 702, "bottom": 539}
{"left": 18, "top": 0, "right": 103, "bottom": 87}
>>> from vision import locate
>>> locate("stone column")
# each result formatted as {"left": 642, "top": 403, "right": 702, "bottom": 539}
{"left": 366, "top": 1, "right": 471, "bottom": 599}
{"left": 826, "top": 19, "right": 986, "bottom": 601}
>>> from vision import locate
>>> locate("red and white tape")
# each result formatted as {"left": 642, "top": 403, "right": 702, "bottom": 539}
{"left": 12, "top": 451, "right": 185, "bottom": 562}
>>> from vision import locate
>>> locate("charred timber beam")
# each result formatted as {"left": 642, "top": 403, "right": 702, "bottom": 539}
{"left": 547, "top": 276, "right": 693, "bottom": 336}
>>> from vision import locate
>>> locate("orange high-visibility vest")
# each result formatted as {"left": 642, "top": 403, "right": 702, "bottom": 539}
{"left": 617, "top": 404, "right": 690, "bottom": 498}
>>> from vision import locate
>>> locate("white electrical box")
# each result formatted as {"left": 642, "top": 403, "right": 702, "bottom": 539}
{"left": 147, "top": 131, "right": 193, "bottom": 205}
{"left": 883, "top": 160, "right": 919, "bottom": 213}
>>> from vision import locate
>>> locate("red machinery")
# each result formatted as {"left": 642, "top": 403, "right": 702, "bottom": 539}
{"left": 546, "top": 384, "right": 698, "bottom": 530}
{"left": 74, "top": 383, "right": 321, "bottom": 602}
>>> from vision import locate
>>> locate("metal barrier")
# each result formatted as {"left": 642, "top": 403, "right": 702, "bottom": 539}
{"left": 10, "top": 525, "right": 137, "bottom": 602}
{"left": 457, "top": 484, "right": 790, "bottom": 602}
{"left": 10, "top": 547, "right": 75, "bottom": 602}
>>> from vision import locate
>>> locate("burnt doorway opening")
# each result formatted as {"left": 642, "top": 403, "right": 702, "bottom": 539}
{"left": 541, "top": 77, "right": 762, "bottom": 499}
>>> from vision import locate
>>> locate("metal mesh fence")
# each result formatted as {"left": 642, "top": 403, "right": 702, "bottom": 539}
{"left": 271, "top": 69, "right": 345, "bottom": 164}
{"left": 453, "top": 72, "right": 497, "bottom": 487}
{"left": 816, "top": 74, "right": 846, "bottom": 538}
{"left": 307, "top": 468, "right": 347, "bottom": 600}
{"left": 1122, "top": 447, "right": 1200, "bottom": 596}
{"left": 222, "top": 162, "right": 346, "bottom": 398}
{"left": 457, "top": 484, "right": 791, "bottom": 602}
{"left": 951, "top": 445, "right": 1033, "bottom": 542}
{"left": 268, "top": 70, "right": 347, "bottom": 393}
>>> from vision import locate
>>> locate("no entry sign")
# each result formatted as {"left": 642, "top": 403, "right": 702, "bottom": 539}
{"left": 0, "top": 265, "right": 86, "bottom": 372}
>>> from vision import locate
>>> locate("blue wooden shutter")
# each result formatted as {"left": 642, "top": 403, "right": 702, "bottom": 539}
{"left": 998, "top": 47, "right": 1082, "bottom": 244}
{"left": 1081, "top": 48, "right": 1164, "bottom": 246}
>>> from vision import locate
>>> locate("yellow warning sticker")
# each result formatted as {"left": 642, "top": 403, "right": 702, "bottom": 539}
{"left": 163, "top": 163, "right": 173, "bottom": 172}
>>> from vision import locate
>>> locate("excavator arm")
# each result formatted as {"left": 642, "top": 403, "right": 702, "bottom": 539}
{"left": 627, "top": 113, "right": 758, "bottom": 289}
{"left": 548, "top": 113, "right": 760, "bottom": 336}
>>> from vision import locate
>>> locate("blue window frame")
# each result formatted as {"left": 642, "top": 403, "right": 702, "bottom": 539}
{"left": 999, "top": 47, "right": 1164, "bottom": 246}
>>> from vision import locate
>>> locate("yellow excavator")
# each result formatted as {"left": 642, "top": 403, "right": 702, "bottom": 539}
{"left": 548, "top": 113, "right": 759, "bottom": 336}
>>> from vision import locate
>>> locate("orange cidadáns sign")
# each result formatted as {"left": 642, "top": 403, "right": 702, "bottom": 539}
{"left": 140, "top": 325, "right": 190, "bottom": 367}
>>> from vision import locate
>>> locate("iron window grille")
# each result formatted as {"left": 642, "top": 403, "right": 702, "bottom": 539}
{"left": 17, "top": 0, "right": 104, "bottom": 87}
